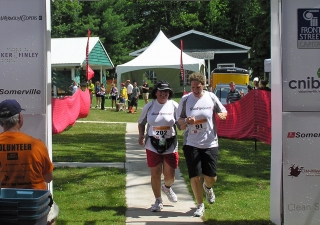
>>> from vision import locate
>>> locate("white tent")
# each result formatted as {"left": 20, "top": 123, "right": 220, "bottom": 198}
{"left": 116, "top": 30, "right": 205, "bottom": 92}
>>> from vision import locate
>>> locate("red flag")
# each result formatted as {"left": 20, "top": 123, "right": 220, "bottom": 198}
{"left": 87, "top": 65, "right": 94, "bottom": 80}
{"left": 180, "top": 39, "right": 184, "bottom": 84}
{"left": 86, "top": 29, "right": 91, "bottom": 80}
{"left": 180, "top": 40, "right": 185, "bottom": 96}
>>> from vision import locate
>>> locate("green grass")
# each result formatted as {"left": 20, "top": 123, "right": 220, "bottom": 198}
{"left": 53, "top": 123, "right": 126, "bottom": 162}
{"left": 53, "top": 167, "right": 126, "bottom": 225}
{"left": 177, "top": 132, "right": 273, "bottom": 225}
{"left": 52, "top": 101, "right": 274, "bottom": 225}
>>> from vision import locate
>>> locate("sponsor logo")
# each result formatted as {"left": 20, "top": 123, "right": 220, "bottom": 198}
{"left": 289, "top": 164, "right": 304, "bottom": 177}
{"left": 288, "top": 75, "right": 320, "bottom": 92}
{"left": 0, "top": 48, "right": 40, "bottom": 63}
{"left": 190, "top": 106, "right": 212, "bottom": 110}
{"left": 151, "top": 112, "right": 172, "bottom": 115}
{"left": 298, "top": 9, "right": 320, "bottom": 49}
{"left": 0, "top": 89, "right": 41, "bottom": 95}
{"left": 0, "top": 15, "right": 42, "bottom": 21}
{"left": 288, "top": 164, "right": 320, "bottom": 177}
{"left": 287, "top": 131, "right": 320, "bottom": 138}
{"left": 287, "top": 132, "right": 296, "bottom": 138}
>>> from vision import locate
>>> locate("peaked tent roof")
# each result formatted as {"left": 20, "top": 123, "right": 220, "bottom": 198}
{"left": 130, "top": 30, "right": 250, "bottom": 56}
{"left": 116, "top": 30, "right": 204, "bottom": 75}
{"left": 51, "top": 37, "right": 114, "bottom": 69}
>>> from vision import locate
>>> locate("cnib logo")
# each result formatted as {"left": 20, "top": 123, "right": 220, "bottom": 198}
{"left": 289, "top": 164, "right": 304, "bottom": 177}
{"left": 287, "top": 132, "right": 296, "bottom": 138}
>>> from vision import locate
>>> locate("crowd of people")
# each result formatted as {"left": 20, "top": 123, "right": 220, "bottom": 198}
{"left": 226, "top": 77, "right": 271, "bottom": 104}
{"left": 85, "top": 76, "right": 271, "bottom": 110}
{"left": 84, "top": 79, "right": 154, "bottom": 113}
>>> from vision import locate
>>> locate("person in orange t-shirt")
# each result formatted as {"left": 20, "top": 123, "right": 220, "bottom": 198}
{"left": 0, "top": 99, "right": 54, "bottom": 190}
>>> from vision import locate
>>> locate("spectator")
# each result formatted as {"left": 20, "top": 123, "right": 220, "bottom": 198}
{"left": 95, "top": 81, "right": 101, "bottom": 108}
{"left": 120, "top": 82, "right": 128, "bottom": 110}
{"left": 142, "top": 80, "right": 150, "bottom": 104}
{"left": 138, "top": 81, "right": 180, "bottom": 212}
{"left": 253, "top": 77, "right": 259, "bottom": 89}
{"left": 88, "top": 79, "right": 95, "bottom": 108}
{"left": 176, "top": 72, "right": 227, "bottom": 217}
{"left": 226, "top": 81, "right": 244, "bottom": 104}
{"left": 116, "top": 95, "right": 126, "bottom": 111}
{"left": 259, "top": 80, "right": 271, "bottom": 91}
{"left": 110, "top": 83, "right": 118, "bottom": 109}
{"left": 247, "top": 85, "right": 253, "bottom": 92}
{"left": 0, "top": 99, "right": 58, "bottom": 224}
{"left": 70, "top": 81, "right": 78, "bottom": 95}
{"left": 128, "top": 82, "right": 140, "bottom": 113}
{"left": 100, "top": 83, "right": 106, "bottom": 110}
{"left": 127, "top": 80, "right": 133, "bottom": 108}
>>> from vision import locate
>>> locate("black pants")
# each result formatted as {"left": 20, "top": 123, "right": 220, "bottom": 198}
{"left": 127, "top": 94, "right": 132, "bottom": 107}
{"left": 101, "top": 95, "right": 105, "bottom": 110}
{"left": 130, "top": 97, "right": 138, "bottom": 107}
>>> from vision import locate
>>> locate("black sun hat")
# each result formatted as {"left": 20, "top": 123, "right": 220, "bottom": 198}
{"left": 156, "top": 80, "right": 171, "bottom": 91}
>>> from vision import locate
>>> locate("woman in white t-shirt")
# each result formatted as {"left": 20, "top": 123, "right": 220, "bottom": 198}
{"left": 138, "top": 81, "right": 180, "bottom": 212}
{"left": 177, "top": 72, "right": 227, "bottom": 217}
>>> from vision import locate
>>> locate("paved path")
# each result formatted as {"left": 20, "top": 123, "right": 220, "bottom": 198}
{"left": 54, "top": 121, "right": 203, "bottom": 224}
{"left": 125, "top": 123, "right": 203, "bottom": 225}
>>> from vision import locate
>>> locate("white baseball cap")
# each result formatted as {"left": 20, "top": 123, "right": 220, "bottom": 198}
{"left": 253, "top": 77, "right": 259, "bottom": 82}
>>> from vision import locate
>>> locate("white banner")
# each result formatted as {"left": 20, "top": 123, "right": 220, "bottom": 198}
{"left": 282, "top": 0, "right": 320, "bottom": 111}
{"left": 283, "top": 112, "right": 320, "bottom": 225}
{"left": 0, "top": 0, "right": 46, "bottom": 114}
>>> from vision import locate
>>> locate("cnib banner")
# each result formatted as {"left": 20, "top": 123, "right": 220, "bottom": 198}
{"left": 282, "top": 0, "right": 320, "bottom": 111}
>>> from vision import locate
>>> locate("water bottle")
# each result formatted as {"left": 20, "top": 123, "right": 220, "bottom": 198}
{"left": 159, "top": 136, "right": 165, "bottom": 146}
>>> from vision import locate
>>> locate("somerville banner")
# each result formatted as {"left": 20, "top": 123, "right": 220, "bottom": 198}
{"left": 283, "top": 112, "right": 320, "bottom": 225}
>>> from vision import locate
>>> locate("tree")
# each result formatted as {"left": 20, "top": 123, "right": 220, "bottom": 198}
{"left": 51, "top": 0, "right": 82, "bottom": 38}
{"left": 50, "top": 0, "right": 271, "bottom": 75}
{"left": 245, "top": 0, "right": 271, "bottom": 78}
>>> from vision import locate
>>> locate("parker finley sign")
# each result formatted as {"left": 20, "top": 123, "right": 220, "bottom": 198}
{"left": 0, "top": 0, "right": 46, "bottom": 114}
{"left": 298, "top": 9, "right": 320, "bottom": 49}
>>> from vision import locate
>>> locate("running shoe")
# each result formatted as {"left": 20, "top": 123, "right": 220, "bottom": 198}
{"left": 151, "top": 199, "right": 163, "bottom": 212}
{"left": 203, "top": 183, "right": 215, "bottom": 204}
{"left": 193, "top": 203, "right": 205, "bottom": 217}
{"left": 161, "top": 184, "right": 178, "bottom": 202}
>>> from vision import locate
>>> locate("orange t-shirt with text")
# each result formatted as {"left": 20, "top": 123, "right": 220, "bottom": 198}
{"left": 0, "top": 132, "right": 54, "bottom": 190}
